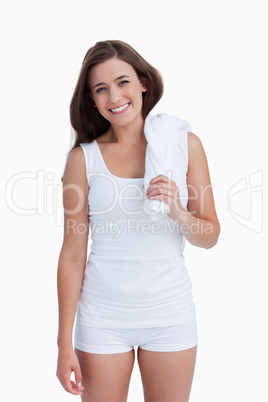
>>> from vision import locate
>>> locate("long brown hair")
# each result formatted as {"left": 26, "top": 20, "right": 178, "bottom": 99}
{"left": 61, "top": 40, "right": 164, "bottom": 181}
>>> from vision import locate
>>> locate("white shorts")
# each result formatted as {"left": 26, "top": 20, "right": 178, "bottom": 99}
{"left": 74, "top": 319, "right": 198, "bottom": 354}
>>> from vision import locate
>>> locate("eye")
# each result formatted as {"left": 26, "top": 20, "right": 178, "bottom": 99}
{"left": 119, "top": 80, "right": 129, "bottom": 86}
{"left": 96, "top": 87, "right": 106, "bottom": 93}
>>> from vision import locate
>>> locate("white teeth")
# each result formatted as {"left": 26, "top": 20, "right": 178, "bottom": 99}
{"left": 110, "top": 103, "right": 129, "bottom": 112}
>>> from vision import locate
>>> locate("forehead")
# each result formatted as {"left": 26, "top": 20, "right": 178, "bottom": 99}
{"left": 89, "top": 58, "right": 137, "bottom": 84}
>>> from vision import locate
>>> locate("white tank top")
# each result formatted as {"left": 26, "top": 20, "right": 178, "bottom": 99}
{"left": 75, "top": 133, "right": 196, "bottom": 328}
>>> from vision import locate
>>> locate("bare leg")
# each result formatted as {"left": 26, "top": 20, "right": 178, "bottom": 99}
{"left": 137, "top": 345, "right": 197, "bottom": 402}
{"left": 75, "top": 348, "right": 135, "bottom": 402}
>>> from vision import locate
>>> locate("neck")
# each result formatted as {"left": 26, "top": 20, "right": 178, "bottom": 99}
{"left": 109, "top": 113, "right": 146, "bottom": 145}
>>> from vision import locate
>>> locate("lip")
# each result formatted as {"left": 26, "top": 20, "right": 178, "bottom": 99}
{"left": 109, "top": 102, "right": 131, "bottom": 115}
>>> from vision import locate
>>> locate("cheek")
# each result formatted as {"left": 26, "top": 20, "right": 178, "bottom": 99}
{"left": 128, "top": 86, "right": 144, "bottom": 103}
{"left": 95, "top": 96, "right": 107, "bottom": 109}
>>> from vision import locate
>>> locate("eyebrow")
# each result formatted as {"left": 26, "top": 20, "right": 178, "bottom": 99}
{"left": 92, "top": 75, "right": 130, "bottom": 90}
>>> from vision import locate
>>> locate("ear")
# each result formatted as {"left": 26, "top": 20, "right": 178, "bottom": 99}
{"left": 142, "top": 85, "right": 148, "bottom": 93}
{"left": 140, "top": 79, "right": 148, "bottom": 92}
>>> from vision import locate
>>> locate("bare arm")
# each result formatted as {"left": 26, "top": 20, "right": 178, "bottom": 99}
{"left": 178, "top": 132, "right": 220, "bottom": 249}
{"left": 57, "top": 146, "right": 89, "bottom": 352}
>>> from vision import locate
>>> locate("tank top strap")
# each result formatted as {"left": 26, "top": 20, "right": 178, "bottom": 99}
{"left": 80, "top": 141, "right": 105, "bottom": 186}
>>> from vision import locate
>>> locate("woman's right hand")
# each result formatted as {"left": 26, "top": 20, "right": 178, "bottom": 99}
{"left": 56, "top": 348, "right": 85, "bottom": 396}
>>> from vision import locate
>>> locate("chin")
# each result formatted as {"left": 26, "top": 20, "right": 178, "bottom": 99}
{"left": 111, "top": 111, "right": 143, "bottom": 127}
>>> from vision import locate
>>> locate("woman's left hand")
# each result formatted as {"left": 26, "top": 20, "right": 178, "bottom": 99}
{"left": 143, "top": 174, "right": 187, "bottom": 222}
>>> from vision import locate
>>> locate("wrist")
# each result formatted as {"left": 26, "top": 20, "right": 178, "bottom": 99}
{"left": 174, "top": 206, "right": 192, "bottom": 227}
{"left": 57, "top": 334, "right": 73, "bottom": 352}
{"left": 57, "top": 342, "right": 73, "bottom": 355}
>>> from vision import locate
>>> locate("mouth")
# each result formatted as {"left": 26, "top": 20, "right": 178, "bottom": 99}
{"left": 109, "top": 102, "right": 131, "bottom": 115}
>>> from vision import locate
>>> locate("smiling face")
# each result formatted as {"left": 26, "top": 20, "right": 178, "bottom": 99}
{"left": 89, "top": 58, "right": 147, "bottom": 128}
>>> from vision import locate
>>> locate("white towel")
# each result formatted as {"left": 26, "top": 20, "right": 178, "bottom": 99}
{"left": 143, "top": 113, "right": 191, "bottom": 221}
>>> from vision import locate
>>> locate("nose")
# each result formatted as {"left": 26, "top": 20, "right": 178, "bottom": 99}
{"left": 109, "top": 86, "right": 122, "bottom": 104}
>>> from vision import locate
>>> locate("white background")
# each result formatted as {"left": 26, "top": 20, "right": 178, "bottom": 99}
{"left": 1, "top": 0, "right": 267, "bottom": 401}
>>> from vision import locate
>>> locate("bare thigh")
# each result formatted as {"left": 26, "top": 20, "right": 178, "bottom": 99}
{"left": 75, "top": 348, "right": 135, "bottom": 402}
{"left": 137, "top": 345, "right": 197, "bottom": 402}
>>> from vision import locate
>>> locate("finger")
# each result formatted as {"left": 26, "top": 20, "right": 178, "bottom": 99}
{"left": 150, "top": 175, "right": 176, "bottom": 185}
{"left": 147, "top": 182, "right": 176, "bottom": 192}
{"left": 148, "top": 193, "right": 171, "bottom": 205}
{"left": 74, "top": 365, "right": 83, "bottom": 388}
{"left": 71, "top": 381, "right": 85, "bottom": 391}
{"left": 71, "top": 380, "right": 85, "bottom": 388}
{"left": 150, "top": 174, "right": 168, "bottom": 183}
{"left": 62, "top": 374, "right": 83, "bottom": 396}
{"left": 147, "top": 186, "right": 175, "bottom": 198}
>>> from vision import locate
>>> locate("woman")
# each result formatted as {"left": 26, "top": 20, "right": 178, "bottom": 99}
{"left": 56, "top": 40, "right": 220, "bottom": 401}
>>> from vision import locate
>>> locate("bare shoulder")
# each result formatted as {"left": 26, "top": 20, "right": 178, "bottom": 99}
{"left": 68, "top": 144, "right": 85, "bottom": 162}
{"left": 61, "top": 145, "right": 89, "bottom": 262}
{"left": 63, "top": 145, "right": 88, "bottom": 189}
{"left": 187, "top": 131, "right": 208, "bottom": 170}
{"left": 188, "top": 131, "right": 201, "bottom": 146}
{"left": 188, "top": 131, "right": 205, "bottom": 156}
